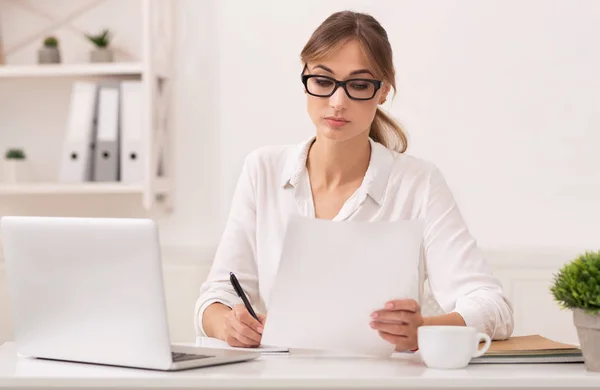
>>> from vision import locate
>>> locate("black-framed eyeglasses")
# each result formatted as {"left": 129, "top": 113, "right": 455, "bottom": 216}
{"left": 301, "top": 74, "right": 382, "bottom": 101}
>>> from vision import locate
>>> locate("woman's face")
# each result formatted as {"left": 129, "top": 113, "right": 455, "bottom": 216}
{"left": 304, "top": 39, "right": 390, "bottom": 144}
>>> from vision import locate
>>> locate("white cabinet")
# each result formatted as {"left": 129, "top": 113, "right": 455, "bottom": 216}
{"left": 0, "top": 0, "right": 174, "bottom": 211}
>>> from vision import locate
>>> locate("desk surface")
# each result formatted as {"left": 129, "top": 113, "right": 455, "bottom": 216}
{"left": 0, "top": 342, "right": 599, "bottom": 389}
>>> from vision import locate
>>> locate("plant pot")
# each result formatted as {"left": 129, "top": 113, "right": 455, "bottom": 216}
{"left": 37, "top": 47, "right": 61, "bottom": 64}
{"left": 574, "top": 308, "right": 600, "bottom": 372}
{"left": 2, "top": 160, "right": 29, "bottom": 183}
{"left": 90, "top": 48, "right": 113, "bottom": 63}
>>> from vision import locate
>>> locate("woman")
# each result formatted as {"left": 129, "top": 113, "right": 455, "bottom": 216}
{"left": 195, "top": 10, "right": 514, "bottom": 351}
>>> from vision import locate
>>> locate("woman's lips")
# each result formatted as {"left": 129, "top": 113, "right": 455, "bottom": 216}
{"left": 324, "top": 117, "right": 350, "bottom": 128}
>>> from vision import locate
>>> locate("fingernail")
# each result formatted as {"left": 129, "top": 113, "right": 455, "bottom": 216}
{"left": 257, "top": 327, "right": 263, "bottom": 334}
{"left": 371, "top": 312, "right": 378, "bottom": 319}
{"left": 385, "top": 302, "right": 394, "bottom": 309}
{"left": 370, "top": 321, "right": 376, "bottom": 328}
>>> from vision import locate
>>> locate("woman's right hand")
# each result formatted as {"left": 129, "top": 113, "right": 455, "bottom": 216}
{"left": 223, "top": 304, "right": 266, "bottom": 347}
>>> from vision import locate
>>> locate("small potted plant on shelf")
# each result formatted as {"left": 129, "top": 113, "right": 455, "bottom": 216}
{"left": 551, "top": 250, "right": 600, "bottom": 372}
{"left": 3, "top": 148, "right": 28, "bottom": 183}
{"left": 37, "top": 36, "right": 61, "bottom": 64}
{"left": 85, "top": 29, "right": 113, "bottom": 63}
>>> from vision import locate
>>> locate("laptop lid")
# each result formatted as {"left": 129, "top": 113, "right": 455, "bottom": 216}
{"left": 1, "top": 216, "right": 174, "bottom": 370}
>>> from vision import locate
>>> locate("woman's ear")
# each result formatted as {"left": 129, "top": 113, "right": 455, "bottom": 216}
{"left": 379, "top": 83, "right": 391, "bottom": 105}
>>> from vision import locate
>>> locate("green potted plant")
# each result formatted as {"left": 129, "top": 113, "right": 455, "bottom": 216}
{"left": 551, "top": 250, "right": 600, "bottom": 372}
{"left": 3, "top": 148, "right": 28, "bottom": 183}
{"left": 85, "top": 29, "right": 113, "bottom": 63}
{"left": 37, "top": 36, "right": 61, "bottom": 64}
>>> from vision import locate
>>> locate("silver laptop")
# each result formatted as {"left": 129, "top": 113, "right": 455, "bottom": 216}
{"left": 0, "top": 216, "right": 259, "bottom": 371}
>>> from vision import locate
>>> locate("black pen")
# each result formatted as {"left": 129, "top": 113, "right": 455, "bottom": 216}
{"left": 229, "top": 272, "right": 259, "bottom": 322}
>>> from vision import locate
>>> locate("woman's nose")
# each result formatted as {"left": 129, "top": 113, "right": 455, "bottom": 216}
{"left": 329, "top": 86, "right": 349, "bottom": 110}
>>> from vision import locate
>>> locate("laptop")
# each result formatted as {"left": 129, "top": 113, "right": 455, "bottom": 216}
{"left": 0, "top": 216, "right": 259, "bottom": 371}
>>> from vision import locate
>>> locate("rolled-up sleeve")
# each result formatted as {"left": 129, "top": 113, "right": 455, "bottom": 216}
{"left": 423, "top": 165, "right": 514, "bottom": 340}
{"left": 194, "top": 155, "right": 260, "bottom": 337}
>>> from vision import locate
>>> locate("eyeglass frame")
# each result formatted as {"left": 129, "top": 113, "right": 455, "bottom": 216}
{"left": 301, "top": 74, "right": 383, "bottom": 101}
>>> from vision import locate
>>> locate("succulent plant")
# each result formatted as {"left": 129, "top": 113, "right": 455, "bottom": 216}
{"left": 550, "top": 250, "right": 600, "bottom": 315}
{"left": 85, "top": 29, "right": 112, "bottom": 48}
{"left": 5, "top": 148, "right": 26, "bottom": 160}
{"left": 43, "top": 36, "right": 59, "bottom": 48}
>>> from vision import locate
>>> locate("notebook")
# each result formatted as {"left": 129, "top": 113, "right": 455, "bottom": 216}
{"left": 471, "top": 335, "right": 584, "bottom": 364}
{"left": 195, "top": 336, "right": 289, "bottom": 354}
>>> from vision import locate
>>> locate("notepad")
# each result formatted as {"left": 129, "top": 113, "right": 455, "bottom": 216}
{"left": 195, "top": 336, "right": 289, "bottom": 354}
{"left": 471, "top": 335, "right": 584, "bottom": 364}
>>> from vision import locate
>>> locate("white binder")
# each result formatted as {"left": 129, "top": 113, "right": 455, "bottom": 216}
{"left": 93, "top": 84, "right": 120, "bottom": 182}
{"left": 119, "top": 81, "right": 145, "bottom": 183}
{"left": 58, "top": 82, "right": 99, "bottom": 182}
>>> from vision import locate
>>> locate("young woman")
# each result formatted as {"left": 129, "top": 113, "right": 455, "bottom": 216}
{"left": 195, "top": 11, "right": 513, "bottom": 351}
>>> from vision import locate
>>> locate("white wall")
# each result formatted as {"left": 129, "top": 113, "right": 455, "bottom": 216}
{"left": 211, "top": 0, "right": 600, "bottom": 251}
{"left": 1, "top": 0, "right": 599, "bottom": 252}
{"left": 0, "top": 0, "right": 599, "bottom": 343}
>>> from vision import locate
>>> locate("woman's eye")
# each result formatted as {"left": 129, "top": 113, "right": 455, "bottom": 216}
{"left": 316, "top": 80, "right": 333, "bottom": 87}
{"left": 350, "top": 82, "right": 369, "bottom": 90}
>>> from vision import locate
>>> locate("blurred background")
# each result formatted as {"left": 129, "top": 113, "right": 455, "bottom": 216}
{"left": 0, "top": 0, "right": 598, "bottom": 345}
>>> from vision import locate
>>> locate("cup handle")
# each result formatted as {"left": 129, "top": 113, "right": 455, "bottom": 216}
{"left": 472, "top": 333, "right": 492, "bottom": 358}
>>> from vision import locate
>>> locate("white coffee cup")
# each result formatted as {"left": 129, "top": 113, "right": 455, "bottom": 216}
{"left": 417, "top": 326, "right": 491, "bottom": 369}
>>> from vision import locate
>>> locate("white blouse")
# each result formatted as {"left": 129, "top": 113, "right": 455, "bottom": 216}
{"left": 195, "top": 137, "right": 514, "bottom": 340}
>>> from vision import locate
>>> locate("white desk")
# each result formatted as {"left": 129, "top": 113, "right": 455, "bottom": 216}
{"left": 0, "top": 342, "right": 598, "bottom": 389}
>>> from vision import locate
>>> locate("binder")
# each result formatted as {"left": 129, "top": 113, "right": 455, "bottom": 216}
{"left": 93, "top": 84, "right": 120, "bottom": 182}
{"left": 119, "top": 81, "right": 144, "bottom": 183}
{"left": 58, "top": 82, "right": 99, "bottom": 182}
{"left": 0, "top": 19, "right": 5, "bottom": 65}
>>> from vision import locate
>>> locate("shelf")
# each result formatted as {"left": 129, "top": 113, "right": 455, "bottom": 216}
{"left": 0, "top": 182, "right": 146, "bottom": 195}
{"left": 0, "top": 63, "right": 145, "bottom": 78}
{"left": 0, "top": 0, "right": 174, "bottom": 211}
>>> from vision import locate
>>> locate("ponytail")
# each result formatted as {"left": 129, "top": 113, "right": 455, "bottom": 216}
{"left": 369, "top": 108, "right": 408, "bottom": 153}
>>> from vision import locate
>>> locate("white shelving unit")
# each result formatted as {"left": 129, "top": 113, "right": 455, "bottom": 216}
{"left": 0, "top": 182, "right": 144, "bottom": 195}
{"left": 0, "top": 0, "right": 174, "bottom": 211}
{"left": 0, "top": 63, "right": 145, "bottom": 78}
{"left": 0, "top": 178, "right": 170, "bottom": 195}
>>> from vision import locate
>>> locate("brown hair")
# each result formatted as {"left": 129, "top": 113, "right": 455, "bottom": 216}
{"left": 300, "top": 11, "right": 408, "bottom": 153}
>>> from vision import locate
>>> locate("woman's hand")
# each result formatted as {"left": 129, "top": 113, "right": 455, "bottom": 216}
{"left": 370, "top": 299, "right": 424, "bottom": 351}
{"left": 223, "top": 304, "right": 267, "bottom": 348}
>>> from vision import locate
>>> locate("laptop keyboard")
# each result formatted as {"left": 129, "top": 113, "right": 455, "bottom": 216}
{"left": 171, "top": 351, "right": 214, "bottom": 362}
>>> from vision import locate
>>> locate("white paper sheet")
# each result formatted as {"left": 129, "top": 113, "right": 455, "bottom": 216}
{"left": 261, "top": 215, "right": 424, "bottom": 357}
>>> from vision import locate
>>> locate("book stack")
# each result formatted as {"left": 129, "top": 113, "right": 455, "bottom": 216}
{"left": 472, "top": 335, "right": 583, "bottom": 364}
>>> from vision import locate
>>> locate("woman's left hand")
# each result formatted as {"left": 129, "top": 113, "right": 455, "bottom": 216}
{"left": 370, "top": 299, "right": 424, "bottom": 352}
